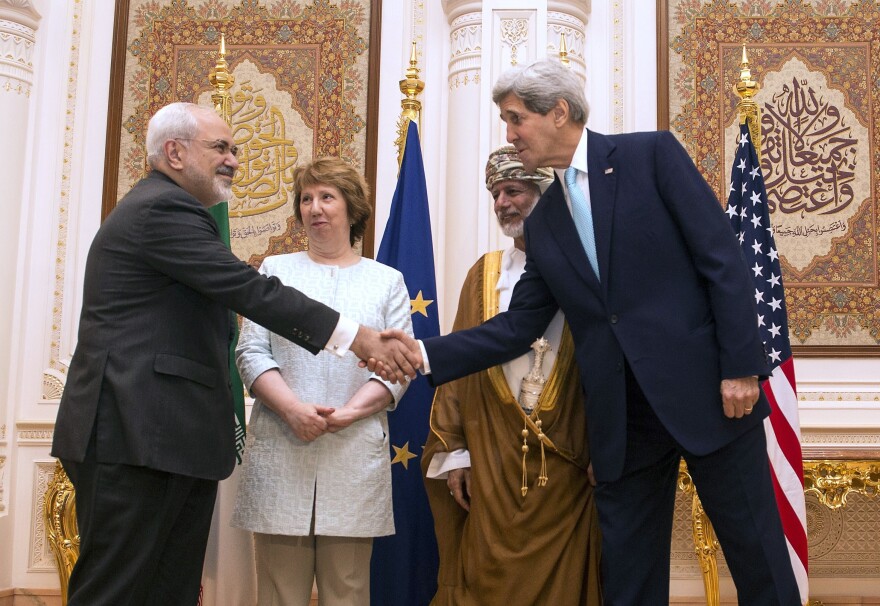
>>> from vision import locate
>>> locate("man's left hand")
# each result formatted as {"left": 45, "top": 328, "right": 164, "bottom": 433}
{"left": 720, "top": 376, "right": 760, "bottom": 419}
{"left": 447, "top": 468, "right": 471, "bottom": 512}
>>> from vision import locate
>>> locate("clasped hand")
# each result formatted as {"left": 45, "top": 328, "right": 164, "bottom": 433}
{"left": 283, "top": 401, "right": 356, "bottom": 442}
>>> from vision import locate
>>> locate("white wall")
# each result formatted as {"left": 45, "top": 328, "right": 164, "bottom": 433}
{"left": 1, "top": 0, "right": 115, "bottom": 592}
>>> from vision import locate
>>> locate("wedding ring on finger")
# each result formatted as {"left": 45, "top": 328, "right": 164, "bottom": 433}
{"left": 744, "top": 406, "right": 754, "bottom": 413}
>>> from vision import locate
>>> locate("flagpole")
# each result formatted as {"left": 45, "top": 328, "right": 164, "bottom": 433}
{"left": 685, "top": 46, "right": 766, "bottom": 606}
{"left": 209, "top": 33, "right": 235, "bottom": 127}
{"left": 729, "top": 47, "right": 810, "bottom": 605}
{"left": 395, "top": 41, "right": 424, "bottom": 168}
{"left": 734, "top": 45, "right": 761, "bottom": 161}
{"left": 206, "top": 36, "right": 248, "bottom": 464}
{"left": 684, "top": 47, "right": 769, "bottom": 605}
{"left": 371, "top": 53, "right": 439, "bottom": 606}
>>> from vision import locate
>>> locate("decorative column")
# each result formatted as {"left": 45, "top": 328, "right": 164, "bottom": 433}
{"left": 441, "top": 0, "right": 483, "bottom": 331}
{"left": 439, "top": 1, "right": 588, "bottom": 331}
{"left": 547, "top": 1, "right": 587, "bottom": 83}
{"left": 0, "top": 1, "right": 37, "bottom": 94}
{"left": 0, "top": 0, "right": 40, "bottom": 513}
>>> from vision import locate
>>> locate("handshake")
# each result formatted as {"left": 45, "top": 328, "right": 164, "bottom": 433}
{"left": 351, "top": 327, "right": 424, "bottom": 384}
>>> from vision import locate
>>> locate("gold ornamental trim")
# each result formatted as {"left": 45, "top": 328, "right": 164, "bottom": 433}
{"left": 45, "top": 460, "right": 79, "bottom": 606}
{"left": 678, "top": 462, "right": 720, "bottom": 605}
{"left": 734, "top": 45, "right": 761, "bottom": 164}
{"left": 803, "top": 459, "right": 880, "bottom": 509}
{"left": 678, "top": 456, "right": 880, "bottom": 605}
{"left": 481, "top": 250, "right": 577, "bottom": 463}
{"left": 481, "top": 250, "right": 503, "bottom": 324}
{"left": 395, "top": 41, "right": 424, "bottom": 168}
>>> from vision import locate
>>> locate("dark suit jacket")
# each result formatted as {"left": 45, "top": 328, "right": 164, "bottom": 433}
{"left": 424, "top": 130, "right": 771, "bottom": 483}
{"left": 52, "top": 171, "right": 340, "bottom": 481}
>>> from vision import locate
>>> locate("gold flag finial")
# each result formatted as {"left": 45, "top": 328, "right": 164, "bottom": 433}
{"left": 395, "top": 41, "right": 425, "bottom": 167}
{"left": 209, "top": 33, "right": 235, "bottom": 125}
{"left": 734, "top": 44, "right": 759, "bottom": 103}
{"left": 733, "top": 44, "right": 761, "bottom": 160}
{"left": 559, "top": 33, "right": 570, "bottom": 66}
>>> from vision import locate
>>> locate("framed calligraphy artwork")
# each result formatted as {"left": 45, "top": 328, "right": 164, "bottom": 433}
{"left": 658, "top": 0, "right": 879, "bottom": 356}
{"left": 102, "top": 0, "right": 382, "bottom": 261}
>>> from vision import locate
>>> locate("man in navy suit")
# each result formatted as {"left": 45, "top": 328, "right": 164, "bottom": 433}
{"left": 52, "top": 102, "right": 418, "bottom": 606}
{"left": 398, "top": 60, "right": 801, "bottom": 604}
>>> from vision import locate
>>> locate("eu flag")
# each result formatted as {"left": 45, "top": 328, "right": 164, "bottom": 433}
{"left": 371, "top": 120, "right": 439, "bottom": 605}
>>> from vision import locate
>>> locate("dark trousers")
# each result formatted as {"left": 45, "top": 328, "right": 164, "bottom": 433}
{"left": 592, "top": 366, "right": 801, "bottom": 605}
{"left": 61, "top": 448, "right": 218, "bottom": 606}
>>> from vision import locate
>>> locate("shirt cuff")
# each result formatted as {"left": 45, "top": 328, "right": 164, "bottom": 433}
{"left": 418, "top": 339, "right": 431, "bottom": 374}
{"left": 425, "top": 449, "right": 471, "bottom": 479}
{"left": 324, "top": 316, "right": 359, "bottom": 357}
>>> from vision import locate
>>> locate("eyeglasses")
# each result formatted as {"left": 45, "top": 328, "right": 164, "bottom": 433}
{"left": 175, "top": 138, "right": 240, "bottom": 158}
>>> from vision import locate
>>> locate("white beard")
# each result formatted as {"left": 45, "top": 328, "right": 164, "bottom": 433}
{"left": 185, "top": 165, "right": 233, "bottom": 207}
{"left": 215, "top": 180, "right": 233, "bottom": 203}
{"left": 497, "top": 198, "right": 537, "bottom": 239}
{"left": 500, "top": 220, "right": 524, "bottom": 239}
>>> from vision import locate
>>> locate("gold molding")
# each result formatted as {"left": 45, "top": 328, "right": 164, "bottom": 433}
{"left": 395, "top": 41, "right": 424, "bottom": 168}
{"left": 682, "top": 457, "right": 880, "bottom": 604}
{"left": 48, "top": 0, "right": 83, "bottom": 373}
{"left": 803, "top": 459, "right": 880, "bottom": 510}
{"left": 733, "top": 45, "right": 761, "bottom": 163}
{"left": 45, "top": 460, "right": 78, "bottom": 606}
{"left": 678, "top": 463, "right": 720, "bottom": 606}
{"left": 209, "top": 34, "right": 233, "bottom": 125}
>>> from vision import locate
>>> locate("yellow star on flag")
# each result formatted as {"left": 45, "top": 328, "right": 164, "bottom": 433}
{"left": 410, "top": 290, "right": 434, "bottom": 317}
{"left": 391, "top": 441, "right": 419, "bottom": 470}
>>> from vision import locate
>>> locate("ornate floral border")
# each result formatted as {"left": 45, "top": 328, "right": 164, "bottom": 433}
{"left": 102, "top": 0, "right": 382, "bottom": 258}
{"left": 658, "top": 0, "right": 880, "bottom": 356}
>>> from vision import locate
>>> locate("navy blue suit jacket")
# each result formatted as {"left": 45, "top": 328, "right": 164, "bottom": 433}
{"left": 424, "top": 130, "right": 771, "bottom": 482}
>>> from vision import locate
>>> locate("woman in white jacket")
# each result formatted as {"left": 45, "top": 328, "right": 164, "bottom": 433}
{"left": 232, "top": 157, "right": 413, "bottom": 606}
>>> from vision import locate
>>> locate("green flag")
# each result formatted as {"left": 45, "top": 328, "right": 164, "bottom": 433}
{"left": 208, "top": 202, "right": 247, "bottom": 463}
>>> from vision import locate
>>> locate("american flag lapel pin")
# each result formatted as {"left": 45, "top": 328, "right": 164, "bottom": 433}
{"left": 604, "top": 167, "right": 614, "bottom": 174}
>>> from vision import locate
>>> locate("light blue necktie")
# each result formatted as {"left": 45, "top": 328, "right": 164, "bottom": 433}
{"left": 564, "top": 166, "right": 600, "bottom": 280}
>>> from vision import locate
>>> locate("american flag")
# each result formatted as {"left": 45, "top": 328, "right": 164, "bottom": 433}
{"left": 727, "top": 121, "right": 809, "bottom": 603}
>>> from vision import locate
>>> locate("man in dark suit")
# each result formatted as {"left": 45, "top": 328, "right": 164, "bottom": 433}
{"left": 51, "top": 102, "right": 418, "bottom": 606}
{"left": 401, "top": 60, "right": 801, "bottom": 604}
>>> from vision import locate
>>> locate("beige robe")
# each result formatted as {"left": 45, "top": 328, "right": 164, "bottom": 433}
{"left": 422, "top": 251, "right": 602, "bottom": 606}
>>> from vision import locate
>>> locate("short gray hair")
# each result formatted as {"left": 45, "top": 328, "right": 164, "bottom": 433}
{"left": 492, "top": 58, "right": 589, "bottom": 125}
{"left": 145, "top": 102, "right": 210, "bottom": 169}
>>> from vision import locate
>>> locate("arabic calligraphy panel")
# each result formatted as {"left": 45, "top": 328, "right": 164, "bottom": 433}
{"left": 722, "top": 50, "right": 872, "bottom": 281}
{"left": 104, "top": 0, "right": 377, "bottom": 265}
{"left": 197, "top": 58, "right": 313, "bottom": 263}
{"left": 660, "top": 1, "right": 880, "bottom": 354}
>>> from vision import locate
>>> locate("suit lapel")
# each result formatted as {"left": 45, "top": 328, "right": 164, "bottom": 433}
{"left": 586, "top": 130, "right": 617, "bottom": 296}
{"left": 539, "top": 178, "right": 600, "bottom": 292}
